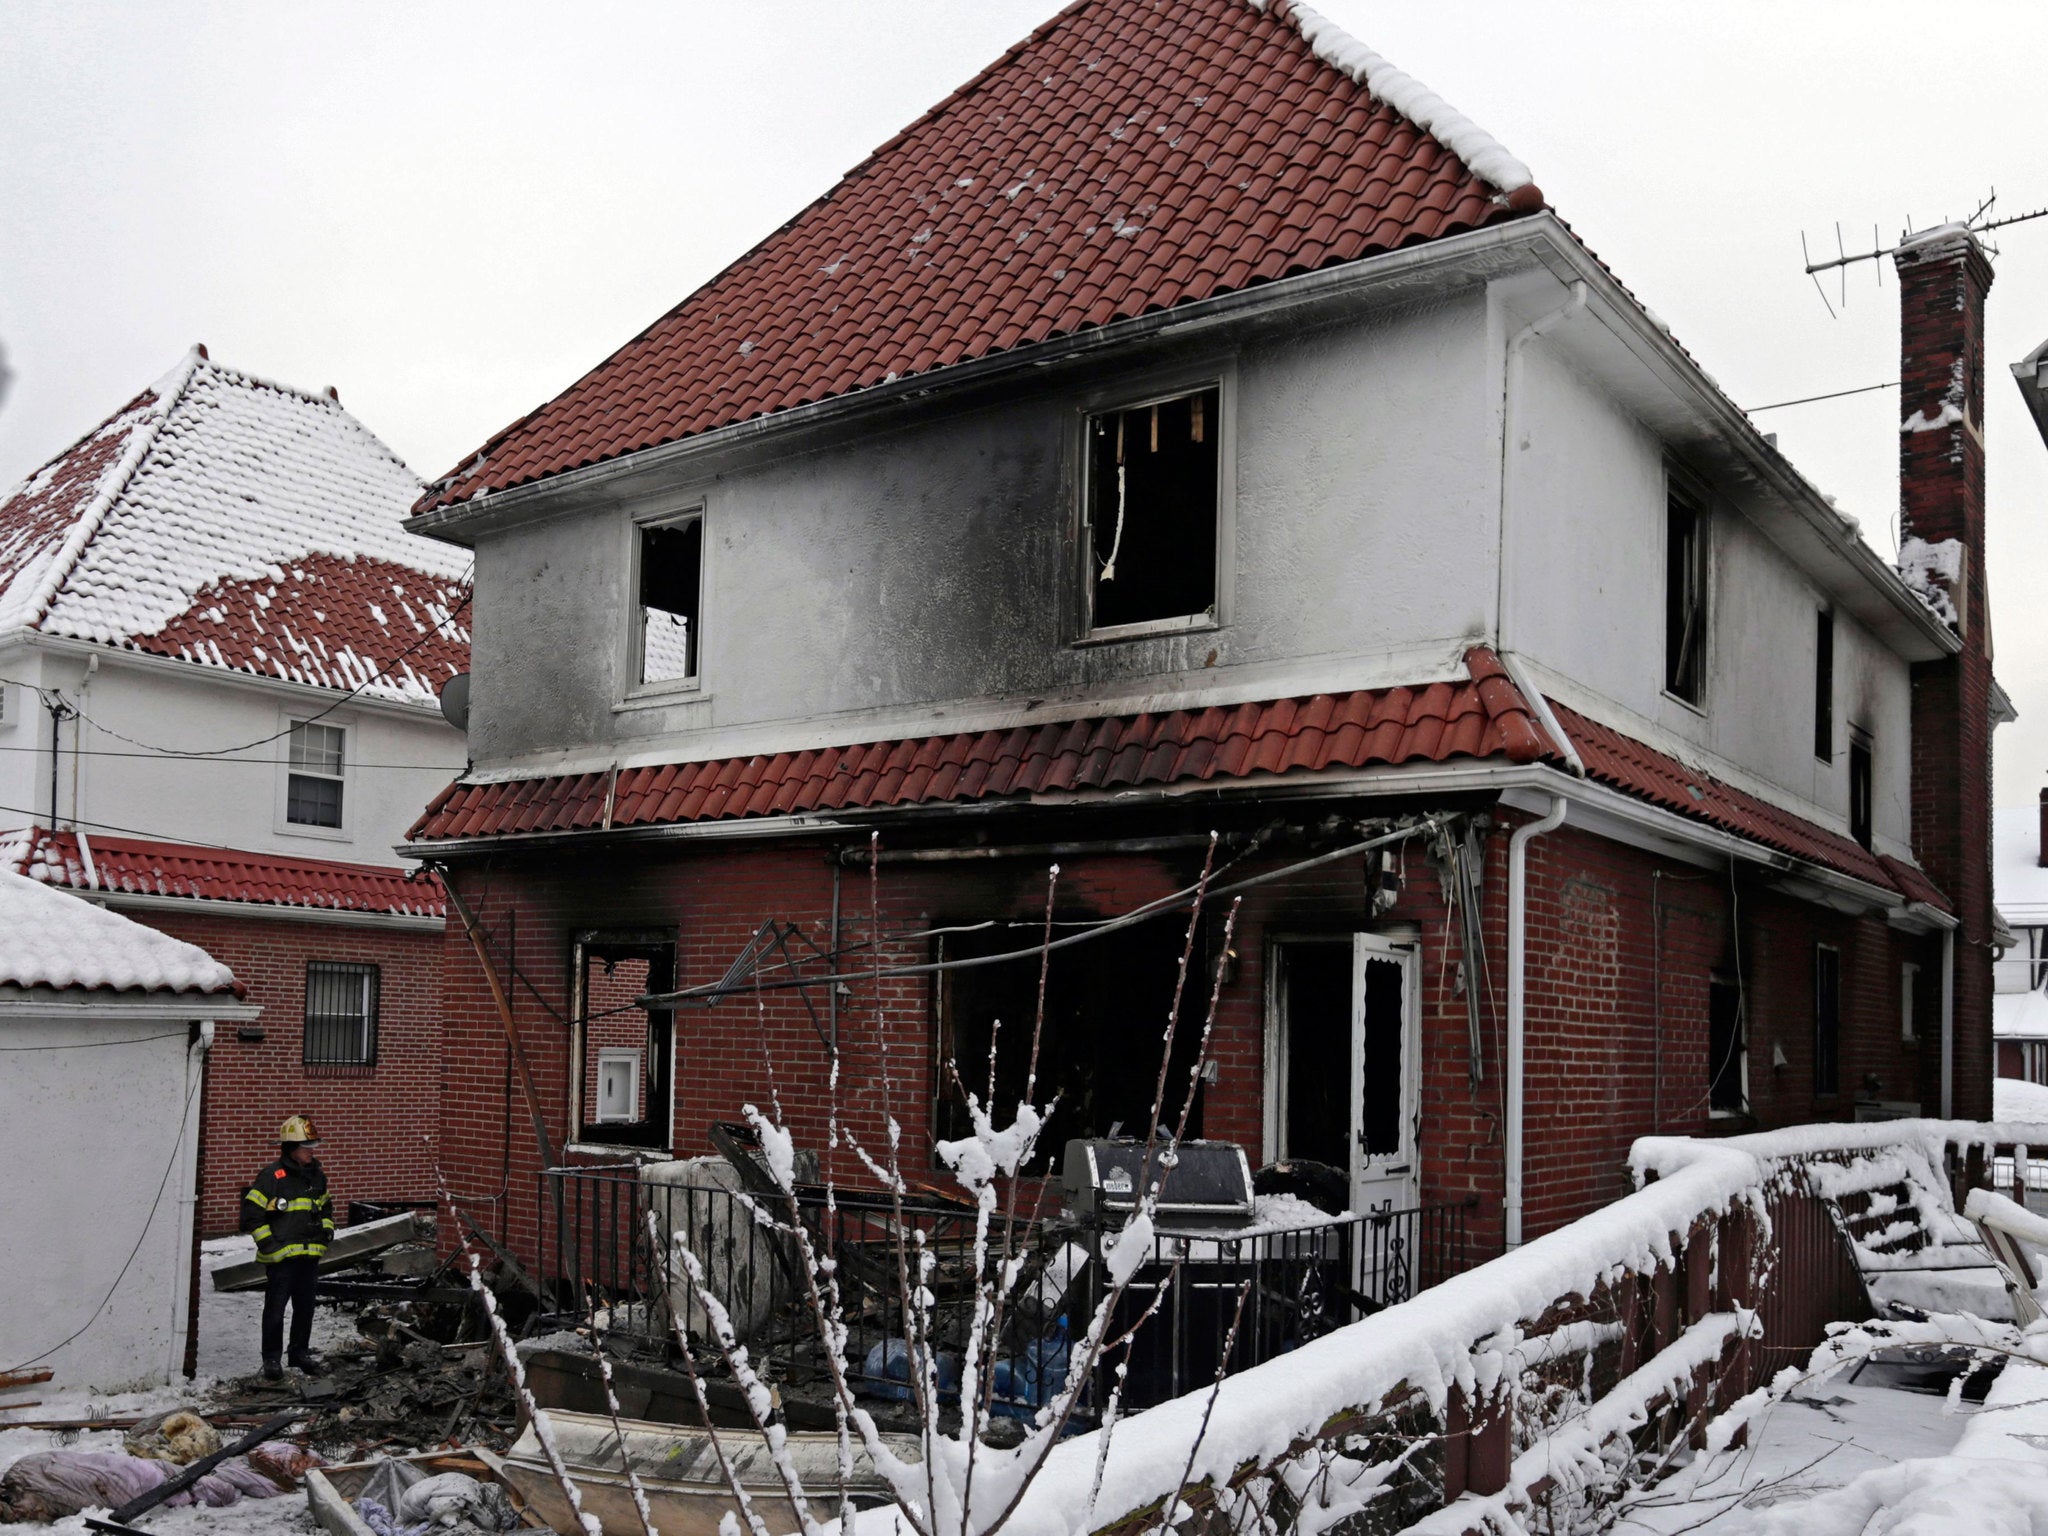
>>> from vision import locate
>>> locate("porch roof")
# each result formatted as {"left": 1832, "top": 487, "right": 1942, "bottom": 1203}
{"left": 408, "top": 646, "right": 1553, "bottom": 840}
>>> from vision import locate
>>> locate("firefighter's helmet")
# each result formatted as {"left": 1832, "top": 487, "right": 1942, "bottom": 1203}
{"left": 279, "top": 1114, "right": 321, "bottom": 1146}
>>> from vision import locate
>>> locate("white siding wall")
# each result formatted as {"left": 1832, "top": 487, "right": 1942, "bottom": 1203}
{"left": 0, "top": 1017, "right": 199, "bottom": 1391}
{"left": 0, "top": 646, "right": 465, "bottom": 860}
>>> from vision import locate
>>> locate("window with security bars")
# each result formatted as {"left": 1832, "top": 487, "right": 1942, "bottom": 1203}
{"left": 304, "top": 962, "right": 379, "bottom": 1066}
{"left": 287, "top": 721, "right": 346, "bottom": 828}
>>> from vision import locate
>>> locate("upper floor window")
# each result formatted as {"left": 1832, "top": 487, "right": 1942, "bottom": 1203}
{"left": 1848, "top": 728, "right": 1873, "bottom": 849}
{"left": 1664, "top": 481, "right": 1708, "bottom": 704}
{"left": 638, "top": 516, "right": 702, "bottom": 687}
{"left": 1084, "top": 385, "right": 1220, "bottom": 635}
{"left": 286, "top": 720, "right": 345, "bottom": 828}
{"left": 1814, "top": 609, "right": 1834, "bottom": 761}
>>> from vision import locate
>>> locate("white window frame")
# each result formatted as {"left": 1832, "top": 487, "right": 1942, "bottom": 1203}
{"left": 1073, "top": 365, "right": 1236, "bottom": 645}
{"left": 276, "top": 713, "right": 352, "bottom": 841}
{"left": 624, "top": 501, "right": 708, "bottom": 702}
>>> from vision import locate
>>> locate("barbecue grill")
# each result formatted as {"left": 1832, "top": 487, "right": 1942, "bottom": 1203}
{"left": 1061, "top": 1138, "right": 1255, "bottom": 1231}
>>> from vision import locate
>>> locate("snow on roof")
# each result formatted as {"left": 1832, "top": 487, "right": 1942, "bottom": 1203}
{"left": 0, "top": 349, "right": 470, "bottom": 705}
{"left": 1253, "top": 1, "right": 1532, "bottom": 194}
{"left": 1995, "top": 805, "right": 2048, "bottom": 926}
{"left": 0, "top": 867, "right": 240, "bottom": 998}
{"left": 1996, "top": 989, "right": 2048, "bottom": 1041}
{"left": 1995, "top": 1075, "right": 2048, "bottom": 1120}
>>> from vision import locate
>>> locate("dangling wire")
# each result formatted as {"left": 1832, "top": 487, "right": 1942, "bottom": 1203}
{"left": 1099, "top": 412, "right": 1128, "bottom": 584}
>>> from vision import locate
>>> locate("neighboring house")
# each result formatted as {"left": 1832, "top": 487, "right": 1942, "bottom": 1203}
{"left": 0, "top": 348, "right": 469, "bottom": 1235}
{"left": 1995, "top": 800, "right": 2048, "bottom": 1085}
{"left": 399, "top": 0, "right": 1996, "bottom": 1259}
{"left": 0, "top": 867, "right": 256, "bottom": 1392}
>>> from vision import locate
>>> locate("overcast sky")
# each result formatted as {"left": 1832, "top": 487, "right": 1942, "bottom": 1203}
{"left": 5, "top": 2, "right": 2047, "bottom": 802}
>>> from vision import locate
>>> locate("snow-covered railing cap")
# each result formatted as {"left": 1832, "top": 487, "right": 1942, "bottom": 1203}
{"left": 1252, "top": 0, "right": 1541, "bottom": 201}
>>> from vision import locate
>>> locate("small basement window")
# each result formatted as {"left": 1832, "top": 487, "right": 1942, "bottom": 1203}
{"left": 1814, "top": 609, "right": 1834, "bottom": 761}
{"left": 1085, "top": 385, "right": 1220, "bottom": 633}
{"left": 1665, "top": 482, "right": 1707, "bottom": 704}
{"left": 638, "top": 518, "right": 702, "bottom": 686}
{"left": 1848, "top": 729, "right": 1873, "bottom": 849}
{"left": 304, "top": 961, "right": 379, "bottom": 1066}
{"left": 286, "top": 721, "right": 346, "bottom": 828}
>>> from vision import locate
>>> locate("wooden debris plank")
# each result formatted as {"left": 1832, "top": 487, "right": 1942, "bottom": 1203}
{"left": 211, "top": 1211, "right": 432, "bottom": 1293}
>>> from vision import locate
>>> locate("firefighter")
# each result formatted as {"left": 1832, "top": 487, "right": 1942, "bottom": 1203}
{"left": 239, "top": 1114, "right": 335, "bottom": 1380}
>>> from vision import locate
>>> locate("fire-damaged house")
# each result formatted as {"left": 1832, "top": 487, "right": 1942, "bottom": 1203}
{"left": 401, "top": 0, "right": 2000, "bottom": 1288}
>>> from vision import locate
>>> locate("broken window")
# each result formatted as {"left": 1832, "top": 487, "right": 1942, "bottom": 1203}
{"left": 1814, "top": 945, "right": 1841, "bottom": 1096}
{"left": 1707, "top": 975, "right": 1745, "bottom": 1115}
{"left": 304, "top": 961, "right": 378, "bottom": 1066}
{"left": 1814, "top": 609, "right": 1834, "bottom": 761}
{"left": 934, "top": 920, "right": 1207, "bottom": 1167}
{"left": 1664, "top": 483, "right": 1707, "bottom": 704}
{"left": 573, "top": 933, "right": 676, "bottom": 1149}
{"left": 286, "top": 720, "right": 346, "bottom": 828}
{"left": 638, "top": 518, "right": 702, "bottom": 686}
{"left": 1848, "top": 729, "right": 1873, "bottom": 849}
{"left": 1085, "top": 385, "right": 1220, "bottom": 633}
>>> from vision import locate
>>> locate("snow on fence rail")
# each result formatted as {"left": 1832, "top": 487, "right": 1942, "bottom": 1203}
{"left": 988, "top": 1119, "right": 2048, "bottom": 1536}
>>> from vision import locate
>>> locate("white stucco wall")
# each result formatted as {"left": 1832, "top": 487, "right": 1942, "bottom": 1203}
{"left": 465, "top": 290, "right": 1504, "bottom": 769}
{"left": 0, "top": 1015, "right": 203, "bottom": 1391}
{"left": 0, "top": 646, "right": 466, "bottom": 860}
{"left": 1507, "top": 341, "right": 1915, "bottom": 854}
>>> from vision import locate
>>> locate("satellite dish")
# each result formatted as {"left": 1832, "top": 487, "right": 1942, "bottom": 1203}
{"left": 439, "top": 672, "right": 471, "bottom": 733}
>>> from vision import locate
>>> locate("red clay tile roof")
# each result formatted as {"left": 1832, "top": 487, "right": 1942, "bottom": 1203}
{"left": 408, "top": 647, "right": 1554, "bottom": 841}
{"left": 0, "top": 350, "right": 470, "bottom": 705}
{"left": 1551, "top": 702, "right": 1950, "bottom": 911}
{"left": 416, "top": 0, "right": 1538, "bottom": 512}
{"left": 5, "top": 826, "right": 444, "bottom": 919}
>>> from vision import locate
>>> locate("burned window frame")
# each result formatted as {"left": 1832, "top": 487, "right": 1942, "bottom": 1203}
{"left": 1847, "top": 727, "right": 1874, "bottom": 850}
{"left": 1814, "top": 943, "right": 1841, "bottom": 1097}
{"left": 629, "top": 505, "right": 706, "bottom": 694}
{"left": 1075, "top": 371, "right": 1233, "bottom": 643}
{"left": 570, "top": 929, "right": 678, "bottom": 1152}
{"left": 1706, "top": 973, "right": 1747, "bottom": 1117}
{"left": 1664, "top": 470, "right": 1710, "bottom": 707}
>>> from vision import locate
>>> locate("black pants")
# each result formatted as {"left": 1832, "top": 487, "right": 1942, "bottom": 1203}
{"left": 260, "top": 1257, "right": 320, "bottom": 1361}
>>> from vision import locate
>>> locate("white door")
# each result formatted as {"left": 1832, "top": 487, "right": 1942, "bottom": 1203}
{"left": 1348, "top": 934, "right": 1420, "bottom": 1217}
{"left": 1268, "top": 934, "right": 1423, "bottom": 1312}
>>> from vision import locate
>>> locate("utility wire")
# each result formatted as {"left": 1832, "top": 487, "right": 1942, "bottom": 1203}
{"left": 0, "top": 799, "right": 437, "bottom": 863}
{"left": 0, "top": 1030, "right": 190, "bottom": 1051}
{"left": 0, "top": 576, "right": 471, "bottom": 761}
{"left": 0, "top": 742, "right": 457, "bottom": 770}
{"left": 1746, "top": 380, "right": 1899, "bottom": 414}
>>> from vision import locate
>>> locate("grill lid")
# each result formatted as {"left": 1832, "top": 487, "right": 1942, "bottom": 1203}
{"left": 1062, "top": 1138, "right": 1255, "bottom": 1229}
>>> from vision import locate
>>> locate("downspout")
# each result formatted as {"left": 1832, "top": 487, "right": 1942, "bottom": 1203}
{"left": 1495, "top": 281, "right": 1589, "bottom": 656}
{"left": 1506, "top": 795, "right": 1567, "bottom": 1249}
{"left": 169, "top": 1020, "right": 213, "bottom": 1382}
{"left": 1941, "top": 925, "right": 1955, "bottom": 1118}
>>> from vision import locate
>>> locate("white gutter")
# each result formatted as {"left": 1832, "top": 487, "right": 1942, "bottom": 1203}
{"left": 166, "top": 1020, "right": 212, "bottom": 1383}
{"left": 1941, "top": 927, "right": 1955, "bottom": 1118}
{"left": 1506, "top": 794, "right": 1567, "bottom": 1248}
{"left": 1496, "top": 281, "right": 1588, "bottom": 656}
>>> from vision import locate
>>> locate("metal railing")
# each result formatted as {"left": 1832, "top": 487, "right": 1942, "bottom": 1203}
{"left": 534, "top": 1166, "right": 1471, "bottom": 1419}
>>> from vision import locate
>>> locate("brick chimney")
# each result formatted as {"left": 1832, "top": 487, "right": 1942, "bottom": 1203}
{"left": 1896, "top": 225, "right": 1994, "bottom": 1118}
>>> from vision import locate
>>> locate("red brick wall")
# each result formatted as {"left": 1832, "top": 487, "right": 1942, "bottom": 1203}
{"left": 432, "top": 811, "right": 1942, "bottom": 1270}
{"left": 127, "top": 907, "right": 446, "bottom": 1235}
{"left": 1896, "top": 231, "right": 1997, "bottom": 1120}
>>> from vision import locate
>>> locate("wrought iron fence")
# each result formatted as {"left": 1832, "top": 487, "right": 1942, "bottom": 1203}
{"left": 534, "top": 1165, "right": 1470, "bottom": 1420}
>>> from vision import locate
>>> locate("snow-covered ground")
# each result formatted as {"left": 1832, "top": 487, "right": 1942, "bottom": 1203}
{"left": 0, "top": 1235, "right": 362, "bottom": 1536}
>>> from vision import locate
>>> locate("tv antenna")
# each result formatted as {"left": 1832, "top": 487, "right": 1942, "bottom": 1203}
{"left": 1799, "top": 191, "right": 2048, "bottom": 316}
